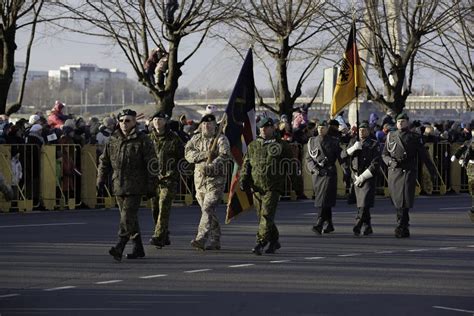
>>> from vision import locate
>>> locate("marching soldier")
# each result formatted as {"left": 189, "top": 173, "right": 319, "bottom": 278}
{"left": 97, "top": 109, "right": 157, "bottom": 261}
{"left": 148, "top": 111, "right": 184, "bottom": 248}
{"left": 342, "top": 121, "right": 381, "bottom": 236}
{"left": 184, "top": 114, "right": 231, "bottom": 251}
{"left": 240, "top": 117, "right": 293, "bottom": 255}
{"left": 305, "top": 120, "right": 344, "bottom": 234}
{"left": 450, "top": 127, "right": 474, "bottom": 221}
{"left": 382, "top": 112, "right": 436, "bottom": 237}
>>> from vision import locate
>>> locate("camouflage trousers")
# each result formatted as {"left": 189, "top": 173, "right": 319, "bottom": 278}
{"left": 467, "top": 163, "right": 474, "bottom": 211}
{"left": 116, "top": 195, "right": 142, "bottom": 239}
{"left": 254, "top": 191, "right": 280, "bottom": 244}
{"left": 151, "top": 182, "right": 177, "bottom": 240}
{"left": 195, "top": 187, "right": 224, "bottom": 243}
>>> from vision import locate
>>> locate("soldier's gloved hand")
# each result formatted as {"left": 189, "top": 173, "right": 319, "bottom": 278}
{"left": 388, "top": 159, "right": 398, "bottom": 168}
{"left": 346, "top": 141, "right": 363, "bottom": 156}
{"left": 239, "top": 179, "right": 250, "bottom": 192}
{"left": 450, "top": 155, "right": 456, "bottom": 162}
{"left": 195, "top": 152, "right": 208, "bottom": 163}
{"left": 97, "top": 181, "right": 106, "bottom": 194}
{"left": 203, "top": 163, "right": 215, "bottom": 176}
{"left": 459, "top": 160, "right": 465, "bottom": 167}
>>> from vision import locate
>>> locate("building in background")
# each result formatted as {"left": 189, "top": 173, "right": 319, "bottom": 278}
{"left": 13, "top": 62, "right": 48, "bottom": 83}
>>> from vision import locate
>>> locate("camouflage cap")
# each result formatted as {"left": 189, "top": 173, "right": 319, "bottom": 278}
{"left": 118, "top": 109, "right": 137, "bottom": 118}
{"left": 257, "top": 117, "right": 274, "bottom": 128}
{"left": 396, "top": 112, "right": 409, "bottom": 121}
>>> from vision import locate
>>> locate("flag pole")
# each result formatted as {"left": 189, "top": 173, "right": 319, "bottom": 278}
{"left": 352, "top": 11, "right": 360, "bottom": 142}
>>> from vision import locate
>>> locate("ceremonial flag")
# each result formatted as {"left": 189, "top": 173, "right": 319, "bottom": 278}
{"left": 330, "top": 23, "right": 366, "bottom": 117}
{"left": 224, "top": 48, "right": 256, "bottom": 224}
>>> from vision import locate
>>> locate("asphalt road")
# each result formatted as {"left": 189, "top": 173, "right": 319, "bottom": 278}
{"left": 0, "top": 194, "right": 473, "bottom": 316}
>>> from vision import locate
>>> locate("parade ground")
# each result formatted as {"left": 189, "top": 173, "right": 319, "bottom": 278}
{"left": 1, "top": 194, "right": 473, "bottom": 316}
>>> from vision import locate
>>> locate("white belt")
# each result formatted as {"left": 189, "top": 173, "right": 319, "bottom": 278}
{"left": 469, "top": 160, "right": 474, "bottom": 164}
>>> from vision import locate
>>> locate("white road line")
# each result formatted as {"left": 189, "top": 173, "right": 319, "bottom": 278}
{"left": 43, "top": 286, "right": 77, "bottom": 292}
{"left": 95, "top": 280, "right": 123, "bottom": 285}
{"left": 439, "top": 247, "right": 458, "bottom": 250}
{"left": 375, "top": 251, "right": 394, "bottom": 254}
{"left": 305, "top": 257, "right": 325, "bottom": 260}
{"left": 270, "top": 260, "right": 291, "bottom": 263}
{"left": 439, "top": 207, "right": 468, "bottom": 210}
{"left": 432, "top": 306, "right": 474, "bottom": 313}
{"left": 408, "top": 249, "right": 428, "bottom": 252}
{"left": 184, "top": 269, "right": 212, "bottom": 274}
{"left": 467, "top": 245, "right": 474, "bottom": 248}
{"left": 338, "top": 254, "right": 360, "bottom": 257}
{"left": 0, "top": 294, "right": 20, "bottom": 299}
{"left": 0, "top": 222, "right": 86, "bottom": 229}
{"left": 228, "top": 264, "right": 255, "bottom": 268}
{"left": 303, "top": 213, "right": 318, "bottom": 216}
{"left": 139, "top": 274, "right": 168, "bottom": 279}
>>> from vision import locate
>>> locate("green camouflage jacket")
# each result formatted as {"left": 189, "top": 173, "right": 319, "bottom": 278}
{"left": 149, "top": 128, "right": 184, "bottom": 185}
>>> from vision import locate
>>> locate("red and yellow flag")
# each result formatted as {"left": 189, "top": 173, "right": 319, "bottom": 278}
{"left": 330, "top": 23, "right": 366, "bottom": 118}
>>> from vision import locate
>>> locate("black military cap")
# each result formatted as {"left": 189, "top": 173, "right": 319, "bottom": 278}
{"left": 317, "top": 120, "right": 328, "bottom": 127}
{"left": 396, "top": 112, "right": 409, "bottom": 121}
{"left": 359, "top": 121, "right": 370, "bottom": 129}
{"left": 328, "top": 119, "right": 340, "bottom": 126}
{"left": 118, "top": 109, "right": 137, "bottom": 118}
{"left": 200, "top": 114, "right": 216, "bottom": 123}
{"left": 257, "top": 117, "right": 274, "bottom": 128}
{"left": 151, "top": 111, "right": 169, "bottom": 120}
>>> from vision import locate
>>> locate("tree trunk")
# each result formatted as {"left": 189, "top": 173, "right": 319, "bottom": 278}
{"left": 0, "top": 27, "right": 16, "bottom": 115}
{"left": 276, "top": 36, "right": 293, "bottom": 117}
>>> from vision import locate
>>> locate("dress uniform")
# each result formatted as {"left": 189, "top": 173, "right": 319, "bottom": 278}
{"left": 240, "top": 117, "right": 293, "bottom": 255}
{"left": 451, "top": 131, "right": 474, "bottom": 221}
{"left": 382, "top": 112, "right": 437, "bottom": 237}
{"left": 97, "top": 109, "right": 157, "bottom": 261}
{"left": 148, "top": 111, "right": 184, "bottom": 248}
{"left": 342, "top": 121, "right": 381, "bottom": 236}
{"left": 184, "top": 114, "right": 231, "bottom": 250}
{"left": 305, "top": 120, "right": 343, "bottom": 234}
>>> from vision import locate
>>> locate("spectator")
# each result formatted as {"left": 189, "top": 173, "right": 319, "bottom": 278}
{"left": 96, "top": 117, "right": 116, "bottom": 145}
{"left": 48, "top": 101, "right": 69, "bottom": 129}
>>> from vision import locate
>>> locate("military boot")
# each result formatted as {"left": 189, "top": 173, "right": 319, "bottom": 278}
{"left": 126, "top": 235, "right": 145, "bottom": 259}
{"left": 352, "top": 220, "right": 363, "bottom": 236}
{"left": 363, "top": 224, "right": 373, "bottom": 236}
{"left": 165, "top": 231, "right": 171, "bottom": 246}
{"left": 149, "top": 236, "right": 166, "bottom": 249}
{"left": 205, "top": 241, "right": 221, "bottom": 251}
{"left": 109, "top": 237, "right": 129, "bottom": 262}
{"left": 265, "top": 240, "right": 281, "bottom": 254}
{"left": 469, "top": 207, "right": 474, "bottom": 222}
{"left": 395, "top": 226, "right": 410, "bottom": 238}
{"left": 312, "top": 218, "right": 324, "bottom": 235}
{"left": 323, "top": 220, "right": 335, "bottom": 234}
{"left": 191, "top": 238, "right": 206, "bottom": 251}
{"left": 252, "top": 241, "right": 267, "bottom": 256}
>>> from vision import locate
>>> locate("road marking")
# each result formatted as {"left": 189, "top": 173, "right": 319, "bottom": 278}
{"left": 139, "top": 274, "right": 168, "bottom": 279}
{"left": 432, "top": 306, "right": 474, "bottom": 313}
{"left": 439, "top": 207, "right": 468, "bottom": 210}
{"left": 338, "top": 253, "right": 360, "bottom": 257}
{"left": 43, "top": 286, "right": 76, "bottom": 292}
{"left": 439, "top": 247, "right": 458, "bottom": 250}
{"left": 270, "top": 260, "right": 291, "bottom": 263}
{"left": 0, "top": 222, "right": 86, "bottom": 229}
{"left": 95, "top": 280, "right": 123, "bottom": 284}
{"left": 228, "top": 264, "right": 255, "bottom": 268}
{"left": 305, "top": 257, "right": 325, "bottom": 260}
{"left": 375, "top": 251, "right": 394, "bottom": 254}
{"left": 467, "top": 245, "right": 474, "bottom": 248}
{"left": 408, "top": 249, "right": 428, "bottom": 252}
{"left": 0, "top": 294, "right": 20, "bottom": 299}
{"left": 303, "top": 213, "right": 317, "bottom": 216}
{"left": 184, "top": 269, "right": 212, "bottom": 274}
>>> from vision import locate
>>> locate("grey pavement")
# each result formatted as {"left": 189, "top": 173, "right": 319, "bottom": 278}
{"left": 0, "top": 194, "right": 473, "bottom": 316}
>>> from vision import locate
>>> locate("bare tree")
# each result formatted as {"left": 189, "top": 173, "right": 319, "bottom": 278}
{"left": 222, "top": 0, "right": 344, "bottom": 116}
{"left": 360, "top": 0, "right": 467, "bottom": 114}
{"left": 418, "top": 0, "right": 472, "bottom": 108}
{"left": 0, "top": 0, "right": 45, "bottom": 115}
{"left": 57, "top": 0, "right": 236, "bottom": 116}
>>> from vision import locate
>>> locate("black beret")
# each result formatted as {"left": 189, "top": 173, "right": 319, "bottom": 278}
{"left": 396, "top": 112, "right": 409, "bottom": 121}
{"left": 318, "top": 120, "right": 328, "bottom": 127}
{"left": 328, "top": 119, "right": 340, "bottom": 126}
{"left": 151, "top": 111, "right": 169, "bottom": 120}
{"left": 200, "top": 114, "right": 216, "bottom": 123}
{"left": 257, "top": 117, "right": 274, "bottom": 128}
{"left": 359, "top": 121, "right": 370, "bottom": 129}
{"left": 118, "top": 109, "right": 137, "bottom": 118}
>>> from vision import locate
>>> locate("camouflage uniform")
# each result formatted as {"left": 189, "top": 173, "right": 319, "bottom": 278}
{"left": 240, "top": 135, "right": 293, "bottom": 253}
{"left": 452, "top": 140, "right": 474, "bottom": 220}
{"left": 149, "top": 128, "right": 184, "bottom": 246}
{"left": 97, "top": 126, "right": 157, "bottom": 259}
{"left": 185, "top": 131, "right": 230, "bottom": 249}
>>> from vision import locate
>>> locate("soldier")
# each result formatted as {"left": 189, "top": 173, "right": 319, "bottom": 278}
{"left": 184, "top": 114, "right": 231, "bottom": 251}
{"left": 97, "top": 109, "right": 157, "bottom": 261}
{"left": 450, "top": 127, "right": 474, "bottom": 221}
{"left": 305, "top": 120, "right": 343, "bottom": 234}
{"left": 240, "top": 117, "right": 293, "bottom": 255}
{"left": 148, "top": 111, "right": 184, "bottom": 248}
{"left": 342, "top": 121, "right": 381, "bottom": 236}
{"left": 382, "top": 112, "right": 436, "bottom": 238}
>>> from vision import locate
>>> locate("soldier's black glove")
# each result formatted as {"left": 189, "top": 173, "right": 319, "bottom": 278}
{"left": 97, "top": 181, "right": 106, "bottom": 195}
{"left": 240, "top": 179, "right": 251, "bottom": 192}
